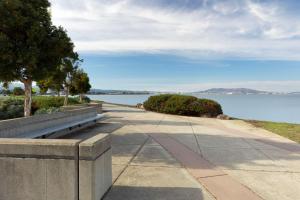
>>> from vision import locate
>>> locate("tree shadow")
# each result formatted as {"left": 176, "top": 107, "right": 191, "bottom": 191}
{"left": 104, "top": 186, "right": 205, "bottom": 200}
{"left": 107, "top": 118, "right": 198, "bottom": 126}
{"left": 162, "top": 133, "right": 300, "bottom": 171}
{"left": 108, "top": 131, "right": 300, "bottom": 171}
{"left": 60, "top": 122, "right": 125, "bottom": 140}
{"left": 106, "top": 109, "right": 146, "bottom": 113}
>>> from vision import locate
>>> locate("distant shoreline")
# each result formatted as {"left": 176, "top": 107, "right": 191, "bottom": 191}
{"left": 88, "top": 93, "right": 152, "bottom": 95}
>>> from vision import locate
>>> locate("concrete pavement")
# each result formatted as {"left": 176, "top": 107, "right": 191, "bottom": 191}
{"left": 69, "top": 103, "right": 300, "bottom": 200}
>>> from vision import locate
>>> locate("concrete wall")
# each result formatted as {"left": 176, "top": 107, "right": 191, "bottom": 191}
{"left": 0, "top": 107, "right": 97, "bottom": 138}
{"left": 79, "top": 133, "right": 112, "bottom": 200}
{"left": 0, "top": 139, "right": 80, "bottom": 200}
{"left": 0, "top": 133, "right": 112, "bottom": 200}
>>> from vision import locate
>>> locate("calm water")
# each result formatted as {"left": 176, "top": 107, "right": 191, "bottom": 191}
{"left": 88, "top": 94, "right": 300, "bottom": 124}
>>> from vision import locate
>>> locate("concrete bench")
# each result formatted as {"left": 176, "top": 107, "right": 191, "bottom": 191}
{"left": 0, "top": 103, "right": 112, "bottom": 200}
{"left": 0, "top": 106, "right": 104, "bottom": 139}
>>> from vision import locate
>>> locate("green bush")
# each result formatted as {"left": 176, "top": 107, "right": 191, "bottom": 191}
{"left": 0, "top": 98, "right": 24, "bottom": 120}
{"left": 74, "top": 96, "right": 91, "bottom": 103}
{"left": 12, "top": 87, "right": 25, "bottom": 96}
{"left": 143, "top": 94, "right": 173, "bottom": 112}
{"left": 143, "top": 94, "right": 223, "bottom": 117}
{"left": 0, "top": 96, "right": 81, "bottom": 120}
{"left": 35, "top": 107, "right": 61, "bottom": 115}
{"left": 31, "top": 96, "right": 80, "bottom": 113}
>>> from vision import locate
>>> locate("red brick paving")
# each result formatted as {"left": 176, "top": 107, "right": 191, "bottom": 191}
{"left": 149, "top": 133, "right": 263, "bottom": 200}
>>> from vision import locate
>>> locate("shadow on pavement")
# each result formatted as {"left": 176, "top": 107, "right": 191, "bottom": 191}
{"left": 104, "top": 186, "right": 205, "bottom": 200}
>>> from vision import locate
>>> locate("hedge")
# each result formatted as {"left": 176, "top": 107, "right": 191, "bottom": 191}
{"left": 143, "top": 94, "right": 223, "bottom": 117}
{"left": 0, "top": 96, "right": 82, "bottom": 120}
{"left": 0, "top": 98, "right": 24, "bottom": 120}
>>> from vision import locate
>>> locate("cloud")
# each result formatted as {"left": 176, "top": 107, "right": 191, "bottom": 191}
{"left": 50, "top": 0, "right": 300, "bottom": 60}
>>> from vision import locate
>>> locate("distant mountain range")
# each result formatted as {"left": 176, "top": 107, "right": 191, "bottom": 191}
{"left": 87, "top": 89, "right": 153, "bottom": 95}
{"left": 1, "top": 85, "right": 299, "bottom": 95}
{"left": 193, "top": 88, "right": 298, "bottom": 95}
{"left": 88, "top": 88, "right": 300, "bottom": 95}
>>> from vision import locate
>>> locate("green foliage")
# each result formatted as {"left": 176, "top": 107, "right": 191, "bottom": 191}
{"left": 70, "top": 69, "right": 91, "bottom": 96}
{"left": 143, "top": 94, "right": 223, "bottom": 117}
{"left": 31, "top": 96, "right": 80, "bottom": 112}
{"left": 12, "top": 87, "right": 25, "bottom": 96}
{"left": 143, "top": 94, "right": 173, "bottom": 112}
{"left": 35, "top": 107, "right": 61, "bottom": 115}
{"left": 0, "top": 98, "right": 24, "bottom": 120}
{"left": 37, "top": 80, "right": 51, "bottom": 95}
{"left": 0, "top": 0, "right": 75, "bottom": 116}
{"left": 74, "top": 96, "right": 91, "bottom": 103}
{"left": 0, "top": 0, "right": 74, "bottom": 83}
{"left": 0, "top": 96, "right": 81, "bottom": 120}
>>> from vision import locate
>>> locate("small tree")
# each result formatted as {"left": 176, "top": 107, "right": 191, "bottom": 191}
{"left": 70, "top": 69, "right": 91, "bottom": 102}
{"left": 61, "top": 53, "right": 82, "bottom": 106}
{"left": 37, "top": 80, "right": 50, "bottom": 95}
{"left": 0, "top": 0, "right": 74, "bottom": 117}
{"left": 13, "top": 87, "right": 25, "bottom": 96}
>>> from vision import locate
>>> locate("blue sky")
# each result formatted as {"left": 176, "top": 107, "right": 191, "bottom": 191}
{"left": 50, "top": 0, "right": 300, "bottom": 92}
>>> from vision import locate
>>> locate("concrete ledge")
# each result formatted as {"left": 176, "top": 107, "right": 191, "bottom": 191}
{"left": 0, "top": 139, "right": 80, "bottom": 159}
{"left": 79, "top": 133, "right": 111, "bottom": 160}
{"left": 79, "top": 133, "right": 112, "bottom": 200}
{"left": 0, "top": 138, "right": 80, "bottom": 200}
{"left": 0, "top": 134, "right": 112, "bottom": 200}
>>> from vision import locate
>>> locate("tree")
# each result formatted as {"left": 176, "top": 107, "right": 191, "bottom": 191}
{"left": 0, "top": 0, "right": 74, "bottom": 117}
{"left": 36, "top": 52, "right": 82, "bottom": 102}
{"left": 13, "top": 87, "right": 25, "bottom": 96}
{"left": 37, "top": 80, "right": 50, "bottom": 95}
{"left": 61, "top": 53, "right": 82, "bottom": 106}
{"left": 70, "top": 69, "right": 91, "bottom": 102}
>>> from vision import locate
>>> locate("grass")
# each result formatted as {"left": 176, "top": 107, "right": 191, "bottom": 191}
{"left": 246, "top": 120, "right": 300, "bottom": 143}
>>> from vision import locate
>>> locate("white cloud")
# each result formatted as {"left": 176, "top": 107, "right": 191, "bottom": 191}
{"left": 50, "top": 0, "right": 300, "bottom": 60}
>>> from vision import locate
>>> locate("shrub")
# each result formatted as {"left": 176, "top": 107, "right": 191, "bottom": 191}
{"left": 0, "top": 98, "right": 24, "bottom": 120}
{"left": 74, "top": 95, "right": 91, "bottom": 103}
{"left": 0, "top": 96, "right": 81, "bottom": 120}
{"left": 143, "top": 94, "right": 223, "bottom": 117}
{"left": 31, "top": 96, "right": 80, "bottom": 113}
{"left": 143, "top": 94, "right": 173, "bottom": 112}
{"left": 12, "top": 87, "right": 25, "bottom": 96}
{"left": 35, "top": 107, "right": 61, "bottom": 115}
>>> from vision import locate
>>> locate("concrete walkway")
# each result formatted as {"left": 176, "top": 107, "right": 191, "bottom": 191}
{"left": 67, "top": 104, "right": 300, "bottom": 200}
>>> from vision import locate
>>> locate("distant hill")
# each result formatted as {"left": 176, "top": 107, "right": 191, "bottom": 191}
{"left": 194, "top": 88, "right": 273, "bottom": 95}
{"left": 88, "top": 89, "right": 153, "bottom": 95}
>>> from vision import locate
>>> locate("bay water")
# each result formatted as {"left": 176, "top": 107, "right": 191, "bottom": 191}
{"left": 88, "top": 94, "right": 300, "bottom": 124}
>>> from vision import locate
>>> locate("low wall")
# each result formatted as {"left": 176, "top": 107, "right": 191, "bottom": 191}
{"left": 0, "top": 133, "right": 112, "bottom": 200}
{"left": 0, "top": 139, "right": 80, "bottom": 200}
{"left": 62, "top": 102, "right": 103, "bottom": 114}
{"left": 0, "top": 107, "right": 97, "bottom": 138}
{"left": 79, "top": 133, "right": 112, "bottom": 200}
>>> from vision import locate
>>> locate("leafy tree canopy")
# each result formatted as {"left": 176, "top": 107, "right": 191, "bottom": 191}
{"left": 13, "top": 87, "right": 25, "bottom": 96}
{"left": 70, "top": 69, "right": 91, "bottom": 96}
{"left": 0, "top": 0, "right": 74, "bottom": 83}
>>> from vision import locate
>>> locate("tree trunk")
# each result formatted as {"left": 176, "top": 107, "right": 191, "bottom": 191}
{"left": 23, "top": 79, "right": 32, "bottom": 117}
{"left": 64, "top": 86, "right": 69, "bottom": 106}
{"left": 57, "top": 90, "right": 60, "bottom": 97}
{"left": 79, "top": 94, "right": 83, "bottom": 103}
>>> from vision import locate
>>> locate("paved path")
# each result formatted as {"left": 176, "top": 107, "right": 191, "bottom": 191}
{"left": 67, "top": 104, "right": 300, "bottom": 200}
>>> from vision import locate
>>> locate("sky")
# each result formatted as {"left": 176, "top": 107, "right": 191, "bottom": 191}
{"left": 50, "top": 0, "right": 300, "bottom": 92}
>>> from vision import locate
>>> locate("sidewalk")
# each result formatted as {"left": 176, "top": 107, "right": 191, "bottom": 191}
{"left": 68, "top": 103, "right": 300, "bottom": 200}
